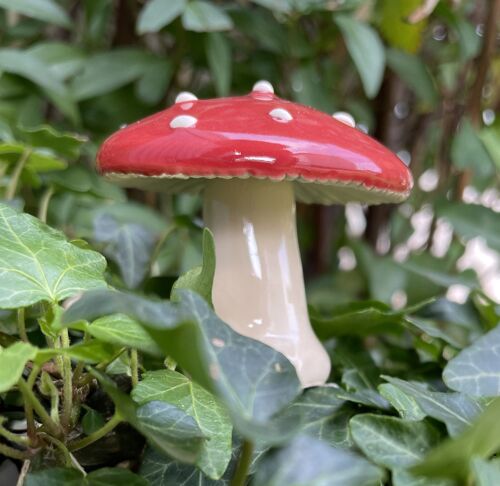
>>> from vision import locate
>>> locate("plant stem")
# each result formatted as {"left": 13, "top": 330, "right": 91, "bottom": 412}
{"left": 60, "top": 328, "right": 73, "bottom": 431}
{"left": 0, "top": 422, "right": 29, "bottom": 446}
{"left": 39, "top": 433, "right": 73, "bottom": 467}
{"left": 24, "top": 365, "right": 40, "bottom": 440}
{"left": 17, "top": 308, "right": 28, "bottom": 342}
{"left": 68, "top": 413, "right": 122, "bottom": 452}
{"left": 0, "top": 442, "right": 29, "bottom": 461}
{"left": 37, "top": 185, "right": 54, "bottom": 223}
{"left": 17, "top": 378, "right": 61, "bottom": 437}
{"left": 231, "top": 440, "right": 254, "bottom": 486}
{"left": 5, "top": 149, "right": 30, "bottom": 200}
{"left": 130, "top": 349, "right": 139, "bottom": 387}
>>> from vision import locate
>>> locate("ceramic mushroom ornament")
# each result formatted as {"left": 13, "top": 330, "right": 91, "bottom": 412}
{"left": 96, "top": 81, "right": 413, "bottom": 387}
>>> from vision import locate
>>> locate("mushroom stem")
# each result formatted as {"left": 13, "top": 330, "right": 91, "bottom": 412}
{"left": 203, "top": 178, "right": 331, "bottom": 387}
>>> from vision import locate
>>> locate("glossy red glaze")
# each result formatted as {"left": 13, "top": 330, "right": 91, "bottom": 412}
{"left": 97, "top": 91, "right": 412, "bottom": 195}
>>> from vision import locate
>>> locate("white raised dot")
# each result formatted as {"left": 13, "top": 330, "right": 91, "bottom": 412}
{"left": 252, "top": 80, "right": 274, "bottom": 94}
{"left": 175, "top": 92, "right": 198, "bottom": 103}
{"left": 269, "top": 108, "right": 293, "bottom": 123}
{"left": 170, "top": 115, "right": 197, "bottom": 128}
{"left": 333, "top": 111, "right": 356, "bottom": 127}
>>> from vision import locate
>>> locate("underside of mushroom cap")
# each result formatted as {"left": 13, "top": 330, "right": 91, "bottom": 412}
{"left": 97, "top": 89, "right": 413, "bottom": 205}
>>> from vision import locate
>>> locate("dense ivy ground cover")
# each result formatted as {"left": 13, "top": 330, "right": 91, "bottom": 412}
{"left": 0, "top": 0, "right": 499, "bottom": 485}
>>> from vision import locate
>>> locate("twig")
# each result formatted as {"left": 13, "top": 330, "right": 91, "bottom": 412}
{"left": 130, "top": 349, "right": 139, "bottom": 387}
{"left": 0, "top": 442, "right": 29, "bottom": 461}
{"left": 38, "top": 185, "right": 55, "bottom": 223}
{"left": 17, "top": 308, "right": 28, "bottom": 342}
{"left": 16, "top": 460, "right": 30, "bottom": 486}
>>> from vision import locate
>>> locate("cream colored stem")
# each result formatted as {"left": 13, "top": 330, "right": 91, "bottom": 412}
{"left": 203, "top": 179, "right": 330, "bottom": 387}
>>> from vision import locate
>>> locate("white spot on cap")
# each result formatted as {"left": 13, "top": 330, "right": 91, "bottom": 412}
{"left": 175, "top": 92, "right": 198, "bottom": 103}
{"left": 269, "top": 108, "right": 293, "bottom": 123}
{"left": 253, "top": 80, "right": 274, "bottom": 94}
{"left": 170, "top": 115, "right": 197, "bottom": 129}
{"left": 333, "top": 111, "right": 356, "bottom": 127}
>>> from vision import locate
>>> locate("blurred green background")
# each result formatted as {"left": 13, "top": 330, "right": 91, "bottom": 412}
{"left": 0, "top": 0, "right": 498, "bottom": 309}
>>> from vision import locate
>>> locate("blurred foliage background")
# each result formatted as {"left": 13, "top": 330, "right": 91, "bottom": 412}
{"left": 0, "top": 0, "right": 500, "bottom": 484}
{"left": 0, "top": 0, "right": 498, "bottom": 310}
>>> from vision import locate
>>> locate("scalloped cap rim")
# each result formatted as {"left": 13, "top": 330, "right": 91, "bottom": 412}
{"left": 97, "top": 92, "right": 413, "bottom": 204}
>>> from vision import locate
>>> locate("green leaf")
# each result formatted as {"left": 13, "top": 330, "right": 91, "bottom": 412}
{"left": 0, "top": 49, "right": 77, "bottom": 122}
{"left": 392, "top": 469, "right": 456, "bottom": 486}
{"left": 335, "top": 15, "right": 385, "bottom": 98}
{"left": 437, "top": 203, "right": 500, "bottom": 253}
{"left": 139, "top": 447, "right": 234, "bottom": 485}
{"left": 350, "top": 414, "right": 441, "bottom": 469}
{"left": 71, "top": 49, "right": 160, "bottom": 101}
{"left": 137, "top": 0, "right": 186, "bottom": 33}
{"left": 27, "top": 42, "right": 86, "bottom": 81}
{"left": 90, "top": 369, "right": 205, "bottom": 463}
{"left": 85, "top": 314, "right": 162, "bottom": 356}
{"left": 386, "top": 49, "right": 438, "bottom": 108}
{"left": 0, "top": 0, "right": 72, "bottom": 28}
{"left": 18, "top": 125, "right": 87, "bottom": 159}
{"left": 206, "top": 33, "right": 231, "bottom": 96}
{"left": 250, "top": 0, "right": 291, "bottom": 14}
{"left": 412, "top": 398, "right": 500, "bottom": 479}
{"left": 81, "top": 407, "right": 105, "bottom": 435}
{"left": 0, "top": 204, "right": 107, "bottom": 309}
{"left": 254, "top": 434, "right": 384, "bottom": 486}
{"left": 182, "top": 1, "right": 233, "bottom": 32}
{"left": 93, "top": 214, "right": 156, "bottom": 289}
{"left": 171, "top": 228, "right": 215, "bottom": 305}
{"left": 379, "top": 0, "right": 426, "bottom": 53}
{"left": 378, "top": 383, "right": 426, "bottom": 421}
{"left": 443, "top": 325, "right": 500, "bottom": 397}
{"left": 132, "top": 370, "right": 232, "bottom": 479}
{"left": 37, "top": 340, "right": 119, "bottom": 364}
{"left": 451, "top": 118, "right": 495, "bottom": 179}
{"left": 0, "top": 143, "right": 67, "bottom": 172}
{"left": 25, "top": 467, "right": 148, "bottom": 486}
{"left": 383, "top": 376, "right": 484, "bottom": 436}
{"left": 311, "top": 301, "right": 406, "bottom": 339}
{"left": 135, "top": 60, "right": 172, "bottom": 105}
{"left": 0, "top": 341, "right": 37, "bottom": 393}
{"left": 472, "top": 457, "right": 500, "bottom": 486}
{"left": 63, "top": 290, "right": 301, "bottom": 444}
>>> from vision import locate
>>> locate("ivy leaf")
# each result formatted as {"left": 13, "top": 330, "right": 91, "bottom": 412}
{"left": 132, "top": 370, "right": 232, "bottom": 479}
{"left": 0, "top": 143, "right": 67, "bottom": 172}
{"left": 412, "top": 398, "right": 500, "bottom": 480}
{"left": 182, "top": 1, "right": 233, "bottom": 32}
{"left": 171, "top": 228, "right": 215, "bottom": 305}
{"left": 0, "top": 0, "right": 72, "bottom": 28}
{"left": 443, "top": 325, "right": 500, "bottom": 397}
{"left": 136, "top": 0, "right": 186, "bottom": 34}
{"left": 139, "top": 447, "right": 235, "bottom": 485}
{"left": 383, "top": 376, "right": 484, "bottom": 436}
{"left": 310, "top": 300, "right": 406, "bottom": 339}
{"left": 0, "top": 341, "right": 38, "bottom": 393}
{"left": 93, "top": 214, "right": 157, "bottom": 289}
{"left": 378, "top": 383, "right": 426, "bottom": 422}
{"left": 63, "top": 289, "right": 301, "bottom": 444}
{"left": 81, "top": 407, "right": 105, "bottom": 435}
{"left": 335, "top": 15, "right": 385, "bottom": 98}
{"left": 0, "top": 204, "right": 106, "bottom": 309}
{"left": 472, "top": 458, "right": 500, "bottom": 486}
{"left": 350, "top": 414, "right": 441, "bottom": 469}
{"left": 18, "top": 125, "right": 87, "bottom": 159}
{"left": 254, "top": 434, "right": 384, "bottom": 486}
{"left": 25, "top": 467, "right": 148, "bottom": 486}
{"left": 392, "top": 469, "right": 456, "bottom": 486}
{"left": 85, "top": 314, "right": 162, "bottom": 356}
{"left": 90, "top": 369, "right": 205, "bottom": 463}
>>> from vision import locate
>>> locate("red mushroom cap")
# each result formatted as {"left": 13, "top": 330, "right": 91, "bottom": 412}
{"left": 97, "top": 83, "right": 413, "bottom": 205}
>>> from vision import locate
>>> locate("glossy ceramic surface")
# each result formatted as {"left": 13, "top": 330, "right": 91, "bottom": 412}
{"left": 97, "top": 90, "right": 412, "bottom": 196}
{"left": 204, "top": 178, "right": 331, "bottom": 387}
